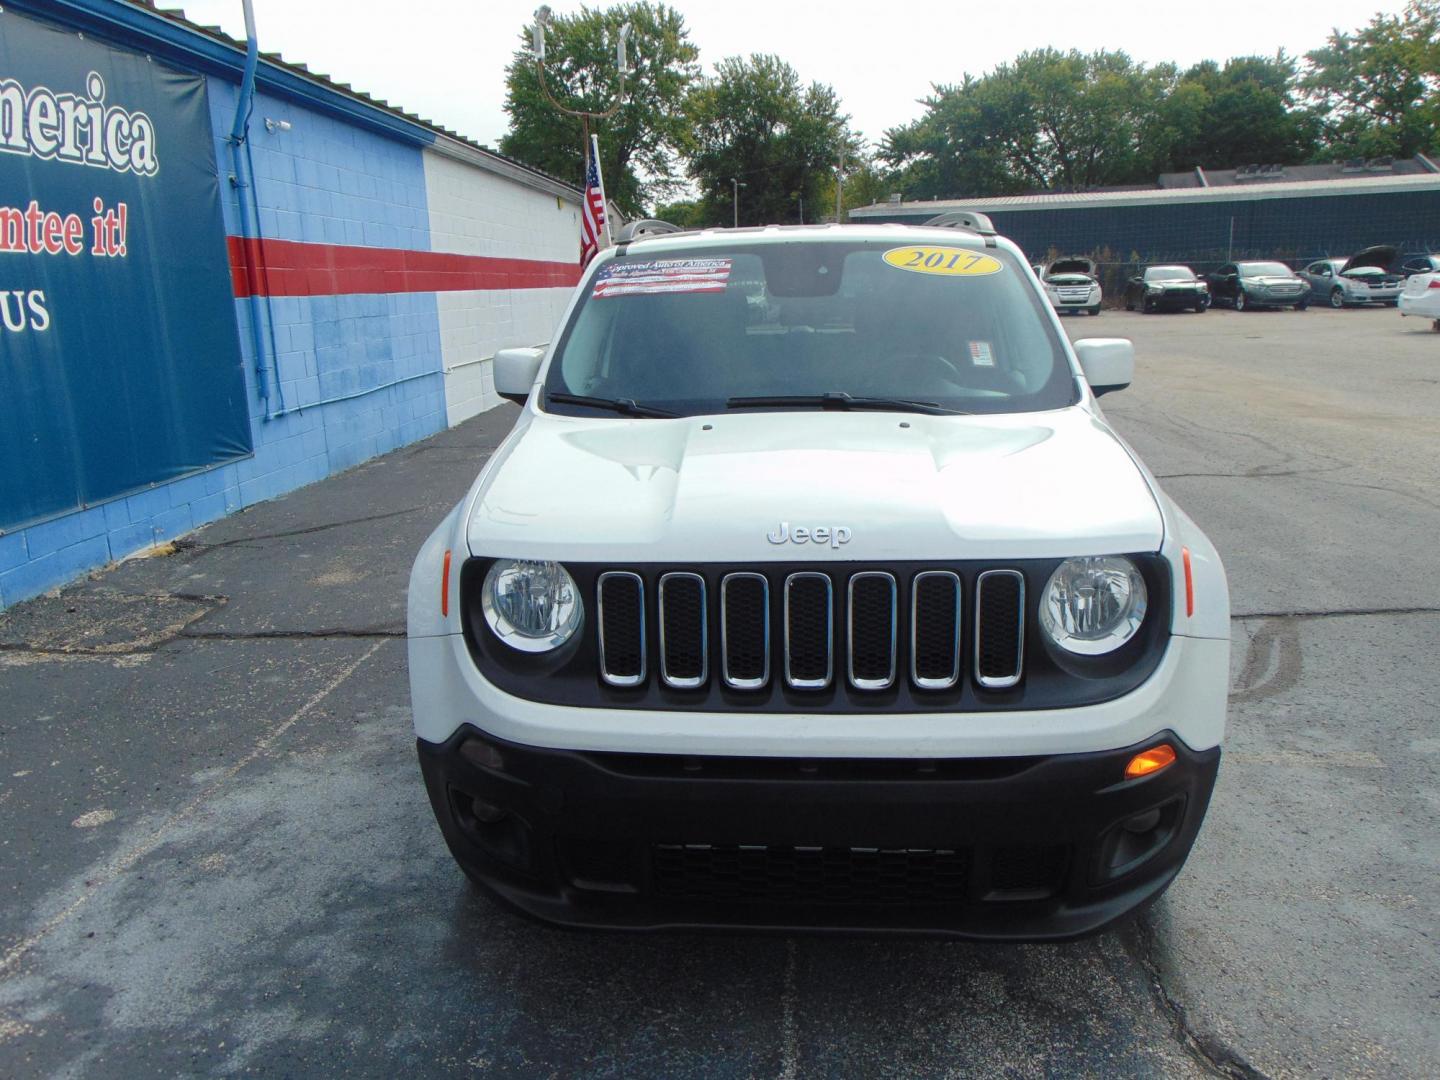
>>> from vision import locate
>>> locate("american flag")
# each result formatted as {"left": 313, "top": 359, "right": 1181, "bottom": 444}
{"left": 580, "top": 134, "right": 609, "bottom": 268}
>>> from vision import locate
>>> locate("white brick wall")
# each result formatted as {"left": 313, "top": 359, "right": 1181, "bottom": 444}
{"left": 424, "top": 151, "right": 580, "bottom": 423}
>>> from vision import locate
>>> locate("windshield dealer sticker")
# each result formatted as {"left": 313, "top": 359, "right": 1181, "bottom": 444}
{"left": 969, "top": 341, "right": 995, "bottom": 367}
{"left": 882, "top": 246, "right": 1002, "bottom": 277}
{"left": 593, "top": 258, "right": 732, "bottom": 298}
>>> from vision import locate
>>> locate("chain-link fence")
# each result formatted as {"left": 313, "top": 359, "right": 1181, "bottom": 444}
{"left": 973, "top": 186, "right": 1440, "bottom": 305}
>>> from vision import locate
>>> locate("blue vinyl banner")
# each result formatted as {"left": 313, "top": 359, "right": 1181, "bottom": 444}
{"left": 0, "top": 9, "right": 249, "bottom": 532}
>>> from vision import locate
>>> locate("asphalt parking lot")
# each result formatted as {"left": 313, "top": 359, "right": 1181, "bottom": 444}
{"left": 1, "top": 303, "right": 1437, "bottom": 1078}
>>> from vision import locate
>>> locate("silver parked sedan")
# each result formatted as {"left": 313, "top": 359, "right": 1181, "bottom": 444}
{"left": 1298, "top": 247, "right": 1403, "bottom": 308}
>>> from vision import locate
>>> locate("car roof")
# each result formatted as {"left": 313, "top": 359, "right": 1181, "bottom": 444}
{"left": 1145, "top": 264, "right": 1194, "bottom": 273}
{"left": 614, "top": 223, "right": 1003, "bottom": 257}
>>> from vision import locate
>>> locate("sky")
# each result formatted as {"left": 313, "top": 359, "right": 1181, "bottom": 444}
{"left": 178, "top": 0, "right": 1407, "bottom": 152}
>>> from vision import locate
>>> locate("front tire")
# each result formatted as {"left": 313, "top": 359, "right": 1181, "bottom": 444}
{"left": 1194, "top": 302, "right": 1207, "bottom": 313}
{"left": 1234, "top": 290, "right": 1248, "bottom": 312}
{"left": 1329, "top": 287, "right": 1345, "bottom": 309}
{"left": 1295, "top": 299, "right": 1309, "bottom": 311}
{"left": 1088, "top": 305, "right": 1101, "bottom": 316}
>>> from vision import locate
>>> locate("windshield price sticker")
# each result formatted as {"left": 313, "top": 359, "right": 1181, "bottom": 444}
{"left": 883, "top": 246, "right": 1002, "bottom": 277}
{"left": 593, "top": 258, "right": 732, "bottom": 298}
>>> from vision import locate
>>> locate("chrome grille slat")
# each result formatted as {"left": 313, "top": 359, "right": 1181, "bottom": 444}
{"left": 597, "top": 571, "right": 646, "bottom": 687}
{"left": 784, "top": 572, "right": 833, "bottom": 690}
{"left": 658, "top": 572, "right": 707, "bottom": 688}
{"left": 847, "top": 572, "right": 897, "bottom": 690}
{"left": 911, "top": 571, "right": 961, "bottom": 690}
{"left": 720, "top": 572, "right": 770, "bottom": 690}
{"left": 974, "top": 569, "right": 1025, "bottom": 689}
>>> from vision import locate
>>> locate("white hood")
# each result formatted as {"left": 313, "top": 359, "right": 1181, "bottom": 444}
{"left": 467, "top": 408, "right": 1162, "bottom": 563}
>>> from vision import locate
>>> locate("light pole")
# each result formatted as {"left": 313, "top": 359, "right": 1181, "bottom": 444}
{"left": 531, "top": 6, "right": 631, "bottom": 244}
{"left": 730, "top": 177, "right": 747, "bottom": 228}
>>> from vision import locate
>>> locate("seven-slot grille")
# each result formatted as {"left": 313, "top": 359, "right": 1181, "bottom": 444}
{"left": 596, "top": 568, "right": 1026, "bottom": 693}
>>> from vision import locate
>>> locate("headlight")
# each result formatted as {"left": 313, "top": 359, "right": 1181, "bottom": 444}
{"left": 1039, "top": 556, "right": 1148, "bottom": 655}
{"left": 1146, "top": 285, "right": 1163, "bottom": 295}
{"left": 481, "top": 559, "right": 583, "bottom": 651}
{"left": 1197, "top": 282, "right": 1208, "bottom": 291}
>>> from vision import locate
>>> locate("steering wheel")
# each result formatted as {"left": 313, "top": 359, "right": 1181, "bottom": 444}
{"left": 876, "top": 351, "right": 967, "bottom": 387}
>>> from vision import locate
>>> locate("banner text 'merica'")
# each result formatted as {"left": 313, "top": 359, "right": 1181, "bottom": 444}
{"left": 0, "top": 71, "right": 158, "bottom": 176}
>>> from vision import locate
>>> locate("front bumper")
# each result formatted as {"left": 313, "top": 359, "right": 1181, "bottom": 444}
{"left": 418, "top": 727, "right": 1220, "bottom": 940}
{"left": 1145, "top": 290, "right": 1205, "bottom": 309}
{"left": 1248, "top": 288, "right": 1308, "bottom": 306}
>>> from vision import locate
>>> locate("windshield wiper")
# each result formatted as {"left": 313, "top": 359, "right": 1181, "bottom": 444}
{"left": 725, "top": 392, "right": 965, "bottom": 416}
{"left": 546, "top": 392, "right": 679, "bottom": 418}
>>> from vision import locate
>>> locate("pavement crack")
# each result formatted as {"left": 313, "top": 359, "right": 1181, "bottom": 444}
{"left": 174, "top": 506, "right": 423, "bottom": 555}
{"left": 179, "top": 626, "right": 404, "bottom": 641}
{"left": 1125, "top": 918, "right": 1272, "bottom": 1080}
{"left": 1232, "top": 605, "right": 1440, "bottom": 620}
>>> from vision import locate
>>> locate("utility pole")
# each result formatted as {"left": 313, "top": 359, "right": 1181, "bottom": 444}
{"left": 730, "top": 177, "right": 746, "bottom": 228}
{"left": 835, "top": 147, "right": 845, "bottom": 222}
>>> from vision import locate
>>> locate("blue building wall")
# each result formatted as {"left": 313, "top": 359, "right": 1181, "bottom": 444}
{"left": 0, "top": 23, "right": 446, "bottom": 609}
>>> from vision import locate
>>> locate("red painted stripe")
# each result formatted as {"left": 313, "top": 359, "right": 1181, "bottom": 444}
{"left": 227, "top": 236, "right": 582, "bottom": 298}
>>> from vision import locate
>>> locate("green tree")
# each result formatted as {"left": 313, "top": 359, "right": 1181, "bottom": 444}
{"left": 881, "top": 50, "right": 1177, "bottom": 198}
{"left": 1301, "top": 1, "right": 1440, "bottom": 159}
{"left": 683, "top": 54, "right": 858, "bottom": 226}
{"left": 500, "top": 3, "right": 700, "bottom": 216}
{"left": 1162, "top": 55, "right": 1320, "bottom": 169}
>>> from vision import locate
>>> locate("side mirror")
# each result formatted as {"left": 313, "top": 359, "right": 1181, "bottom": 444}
{"left": 1074, "top": 338, "right": 1134, "bottom": 397}
{"left": 494, "top": 346, "right": 546, "bottom": 405}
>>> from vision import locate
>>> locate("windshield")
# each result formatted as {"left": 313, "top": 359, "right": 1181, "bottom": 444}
{"left": 1145, "top": 267, "right": 1194, "bottom": 282}
{"left": 543, "top": 242, "right": 1077, "bottom": 418}
{"left": 1240, "top": 262, "right": 1293, "bottom": 278}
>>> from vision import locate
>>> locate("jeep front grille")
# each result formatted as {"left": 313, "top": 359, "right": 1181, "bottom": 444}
{"left": 597, "top": 572, "right": 646, "bottom": 687}
{"left": 720, "top": 573, "right": 769, "bottom": 689}
{"left": 911, "top": 571, "right": 961, "bottom": 689}
{"left": 599, "top": 566, "right": 1027, "bottom": 694}
{"left": 975, "top": 570, "right": 1025, "bottom": 689}
{"left": 784, "top": 572, "right": 834, "bottom": 689}
{"left": 658, "top": 573, "right": 707, "bottom": 688}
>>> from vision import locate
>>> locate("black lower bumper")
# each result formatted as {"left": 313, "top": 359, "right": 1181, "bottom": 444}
{"left": 417, "top": 728, "right": 1220, "bottom": 941}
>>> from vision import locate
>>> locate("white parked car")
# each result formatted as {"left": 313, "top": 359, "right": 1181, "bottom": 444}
{"left": 407, "top": 215, "right": 1229, "bottom": 939}
{"left": 1398, "top": 270, "right": 1440, "bottom": 330}
{"left": 1039, "top": 256, "right": 1103, "bottom": 316}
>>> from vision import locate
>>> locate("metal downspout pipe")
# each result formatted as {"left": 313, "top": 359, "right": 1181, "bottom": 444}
{"left": 227, "top": 0, "right": 276, "bottom": 415}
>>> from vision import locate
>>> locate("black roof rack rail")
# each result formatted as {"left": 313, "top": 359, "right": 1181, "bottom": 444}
{"left": 923, "top": 210, "right": 997, "bottom": 246}
{"left": 614, "top": 219, "right": 685, "bottom": 243}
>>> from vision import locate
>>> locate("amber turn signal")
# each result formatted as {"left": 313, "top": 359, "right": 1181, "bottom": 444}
{"left": 1125, "top": 743, "right": 1176, "bottom": 779}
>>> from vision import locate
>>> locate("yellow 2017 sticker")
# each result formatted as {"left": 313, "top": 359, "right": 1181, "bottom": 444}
{"left": 882, "top": 246, "right": 1002, "bottom": 277}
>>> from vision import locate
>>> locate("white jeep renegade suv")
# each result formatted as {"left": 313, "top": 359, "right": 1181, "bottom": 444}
{"left": 407, "top": 214, "right": 1229, "bottom": 940}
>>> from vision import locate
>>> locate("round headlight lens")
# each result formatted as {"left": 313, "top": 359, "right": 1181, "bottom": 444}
{"left": 481, "top": 559, "right": 582, "bottom": 652}
{"left": 1039, "top": 556, "right": 1148, "bottom": 655}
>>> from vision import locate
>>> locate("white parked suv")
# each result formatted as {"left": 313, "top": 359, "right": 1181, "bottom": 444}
{"left": 1038, "top": 256, "right": 1103, "bottom": 316}
{"left": 407, "top": 214, "right": 1229, "bottom": 940}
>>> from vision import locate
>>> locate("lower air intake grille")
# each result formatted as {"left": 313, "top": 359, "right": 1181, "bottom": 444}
{"left": 652, "top": 844, "right": 972, "bottom": 906}
{"left": 987, "top": 844, "right": 1067, "bottom": 899}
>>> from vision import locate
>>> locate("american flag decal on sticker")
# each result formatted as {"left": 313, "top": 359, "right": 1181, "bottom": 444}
{"left": 593, "top": 259, "right": 732, "bottom": 299}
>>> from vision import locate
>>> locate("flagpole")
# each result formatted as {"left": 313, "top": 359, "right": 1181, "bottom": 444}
{"left": 591, "top": 133, "right": 613, "bottom": 250}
